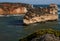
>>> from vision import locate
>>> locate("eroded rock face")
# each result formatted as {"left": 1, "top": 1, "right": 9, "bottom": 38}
{"left": 23, "top": 4, "right": 58, "bottom": 25}
{"left": 31, "top": 34, "right": 60, "bottom": 41}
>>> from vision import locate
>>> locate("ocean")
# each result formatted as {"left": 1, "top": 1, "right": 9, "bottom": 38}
{"left": 0, "top": 5, "right": 60, "bottom": 41}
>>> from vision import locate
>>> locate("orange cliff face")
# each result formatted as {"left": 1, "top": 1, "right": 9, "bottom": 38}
{"left": 10, "top": 7, "right": 28, "bottom": 14}
{"left": 0, "top": 3, "right": 32, "bottom": 15}
{"left": 0, "top": 7, "right": 28, "bottom": 15}
{"left": 0, "top": 8, "right": 6, "bottom": 15}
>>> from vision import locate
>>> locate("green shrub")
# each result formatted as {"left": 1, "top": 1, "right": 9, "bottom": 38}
{"left": 36, "top": 28, "right": 60, "bottom": 37}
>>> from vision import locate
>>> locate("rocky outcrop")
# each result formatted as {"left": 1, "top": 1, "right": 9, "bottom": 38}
{"left": 31, "top": 34, "right": 60, "bottom": 41}
{"left": 23, "top": 4, "right": 58, "bottom": 25}
{"left": 19, "top": 29, "right": 60, "bottom": 41}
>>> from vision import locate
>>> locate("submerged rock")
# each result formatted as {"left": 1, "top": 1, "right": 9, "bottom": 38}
{"left": 31, "top": 34, "right": 60, "bottom": 41}
{"left": 23, "top": 4, "right": 58, "bottom": 25}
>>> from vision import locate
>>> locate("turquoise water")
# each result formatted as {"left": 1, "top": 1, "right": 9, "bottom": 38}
{"left": 0, "top": 15, "right": 60, "bottom": 41}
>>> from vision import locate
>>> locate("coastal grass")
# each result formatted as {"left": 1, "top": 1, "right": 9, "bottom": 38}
{"left": 19, "top": 28, "right": 60, "bottom": 41}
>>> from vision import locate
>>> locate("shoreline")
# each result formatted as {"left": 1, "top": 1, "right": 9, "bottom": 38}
{"left": 0, "top": 14, "right": 25, "bottom": 17}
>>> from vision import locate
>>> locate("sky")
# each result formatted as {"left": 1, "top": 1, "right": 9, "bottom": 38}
{"left": 0, "top": 0, "right": 60, "bottom": 4}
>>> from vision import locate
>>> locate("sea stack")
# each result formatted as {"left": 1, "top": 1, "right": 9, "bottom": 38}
{"left": 23, "top": 4, "right": 58, "bottom": 25}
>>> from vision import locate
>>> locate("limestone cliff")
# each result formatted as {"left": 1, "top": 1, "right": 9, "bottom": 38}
{"left": 0, "top": 2, "right": 32, "bottom": 15}
{"left": 23, "top": 4, "right": 58, "bottom": 25}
